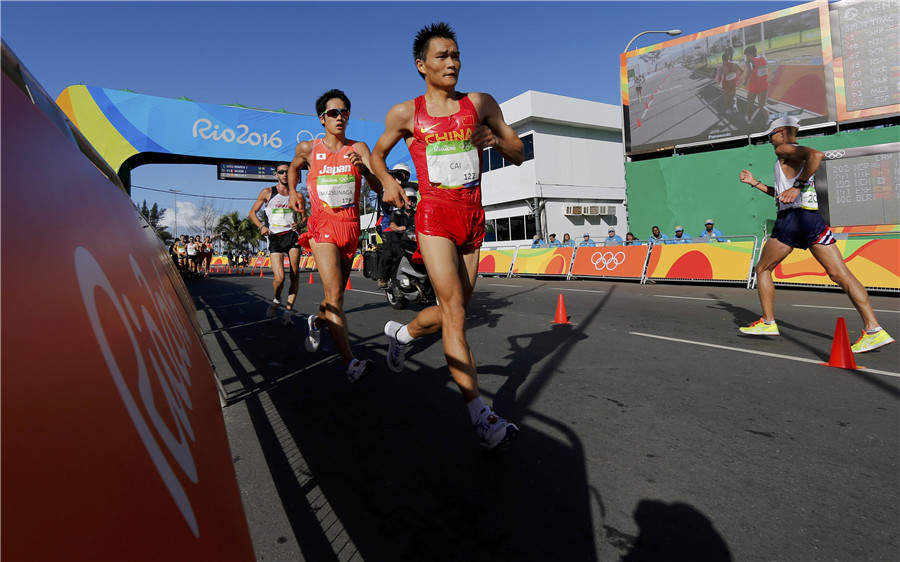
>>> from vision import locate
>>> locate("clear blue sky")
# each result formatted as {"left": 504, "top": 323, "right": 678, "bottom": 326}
{"left": 2, "top": 0, "right": 808, "bottom": 233}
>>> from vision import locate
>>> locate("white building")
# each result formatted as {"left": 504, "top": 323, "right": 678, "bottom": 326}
{"left": 361, "top": 90, "right": 625, "bottom": 246}
{"left": 482, "top": 90, "right": 625, "bottom": 247}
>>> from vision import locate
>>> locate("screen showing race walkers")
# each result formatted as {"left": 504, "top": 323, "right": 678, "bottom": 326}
{"left": 620, "top": 0, "right": 899, "bottom": 155}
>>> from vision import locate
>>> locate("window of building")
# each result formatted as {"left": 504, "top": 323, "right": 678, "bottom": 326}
{"left": 482, "top": 133, "right": 535, "bottom": 172}
{"left": 495, "top": 217, "right": 510, "bottom": 241}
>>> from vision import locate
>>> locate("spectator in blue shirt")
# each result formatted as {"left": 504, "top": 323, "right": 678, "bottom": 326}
{"left": 671, "top": 226, "right": 693, "bottom": 244}
{"left": 699, "top": 219, "right": 724, "bottom": 241}
{"left": 649, "top": 225, "right": 669, "bottom": 245}
{"left": 604, "top": 227, "right": 624, "bottom": 246}
{"left": 625, "top": 232, "right": 641, "bottom": 245}
{"left": 548, "top": 233, "right": 560, "bottom": 245}
{"left": 531, "top": 234, "right": 544, "bottom": 247}
{"left": 579, "top": 233, "right": 596, "bottom": 247}
{"left": 561, "top": 233, "right": 575, "bottom": 247}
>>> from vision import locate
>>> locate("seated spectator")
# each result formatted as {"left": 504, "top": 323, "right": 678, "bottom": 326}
{"left": 561, "top": 233, "right": 574, "bottom": 247}
{"left": 625, "top": 232, "right": 640, "bottom": 245}
{"left": 671, "top": 226, "right": 692, "bottom": 244}
{"left": 649, "top": 225, "right": 669, "bottom": 245}
{"left": 604, "top": 227, "right": 623, "bottom": 246}
{"left": 699, "top": 219, "right": 724, "bottom": 241}
{"left": 579, "top": 233, "right": 595, "bottom": 247}
{"left": 531, "top": 234, "right": 544, "bottom": 247}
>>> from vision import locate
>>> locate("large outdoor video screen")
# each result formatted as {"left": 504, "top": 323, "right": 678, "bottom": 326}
{"left": 830, "top": 0, "right": 900, "bottom": 121}
{"left": 815, "top": 142, "right": 900, "bottom": 227}
{"left": 622, "top": 1, "right": 832, "bottom": 154}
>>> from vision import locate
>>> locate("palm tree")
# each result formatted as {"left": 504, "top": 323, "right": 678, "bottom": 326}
{"left": 215, "top": 211, "right": 259, "bottom": 252}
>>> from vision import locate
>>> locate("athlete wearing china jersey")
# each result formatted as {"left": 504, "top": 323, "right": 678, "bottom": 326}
{"left": 305, "top": 138, "right": 363, "bottom": 260}
{"left": 410, "top": 93, "right": 485, "bottom": 251}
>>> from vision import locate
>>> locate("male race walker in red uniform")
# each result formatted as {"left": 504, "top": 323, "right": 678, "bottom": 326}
{"left": 370, "top": 22, "right": 525, "bottom": 448}
{"left": 738, "top": 116, "right": 893, "bottom": 353}
{"left": 288, "top": 89, "right": 382, "bottom": 382}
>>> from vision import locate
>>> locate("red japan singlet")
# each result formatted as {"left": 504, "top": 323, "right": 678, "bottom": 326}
{"left": 409, "top": 93, "right": 483, "bottom": 206}
{"left": 305, "top": 138, "right": 362, "bottom": 222}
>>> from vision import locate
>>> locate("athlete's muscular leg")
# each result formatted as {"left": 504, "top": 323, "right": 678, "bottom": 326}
{"left": 754, "top": 238, "right": 793, "bottom": 322}
{"left": 270, "top": 251, "right": 286, "bottom": 301}
{"left": 417, "top": 234, "right": 481, "bottom": 402}
{"left": 809, "top": 243, "right": 879, "bottom": 330}
{"left": 310, "top": 240, "right": 354, "bottom": 366}
{"left": 285, "top": 247, "right": 301, "bottom": 311}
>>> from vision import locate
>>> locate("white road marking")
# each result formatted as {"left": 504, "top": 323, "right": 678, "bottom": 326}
{"left": 553, "top": 288, "right": 606, "bottom": 293}
{"left": 630, "top": 332, "right": 900, "bottom": 378}
{"left": 792, "top": 304, "right": 899, "bottom": 314}
{"left": 487, "top": 283, "right": 523, "bottom": 288}
{"left": 654, "top": 295, "right": 718, "bottom": 301}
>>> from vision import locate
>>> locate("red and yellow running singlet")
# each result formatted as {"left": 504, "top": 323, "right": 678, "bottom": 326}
{"left": 305, "top": 139, "right": 363, "bottom": 222}
{"left": 409, "top": 93, "right": 483, "bottom": 206}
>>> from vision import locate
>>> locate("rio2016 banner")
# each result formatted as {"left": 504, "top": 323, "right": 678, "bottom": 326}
{"left": 56, "top": 85, "right": 404, "bottom": 177}
{"left": 621, "top": 0, "right": 899, "bottom": 155}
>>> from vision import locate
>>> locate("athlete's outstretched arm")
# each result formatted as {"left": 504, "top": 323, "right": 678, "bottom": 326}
{"left": 470, "top": 93, "right": 524, "bottom": 165}
{"left": 287, "top": 141, "right": 311, "bottom": 215}
{"left": 348, "top": 142, "right": 383, "bottom": 195}
{"left": 372, "top": 101, "right": 415, "bottom": 209}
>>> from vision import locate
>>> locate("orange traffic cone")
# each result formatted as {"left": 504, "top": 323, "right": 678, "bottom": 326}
{"left": 228, "top": 267, "right": 233, "bottom": 274}
{"left": 308, "top": 273, "right": 315, "bottom": 284}
{"left": 345, "top": 277, "right": 353, "bottom": 290}
{"left": 636, "top": 117, "right": 643, "bottom": 128}
{"left": 552, "top": 294, "right": 569, "bottom": 324}
{"left": 820, "top": 317, "right": 860, "bottom": 369}
{"left": 259, "top": 269, "right": 264, "bottom": 277}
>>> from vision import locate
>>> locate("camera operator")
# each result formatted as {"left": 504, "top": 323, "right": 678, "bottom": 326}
{"left": 378, "top": 164, "right": 416, "bottom": 288}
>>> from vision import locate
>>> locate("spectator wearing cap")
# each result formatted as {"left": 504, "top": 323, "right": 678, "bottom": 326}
{"left": 531, "top": 234, "right": 544, "bottom": 247}
{"left": 649, "top": 225, "right": 669, "bottom": 246}
{"left": 579, "top": 233, "right": 596, "bottom": 247}
{"left": 699, "top": 219, "right": 724, "bottom": 241}
{"left": 604, "top": 228, "right": 623, "bottom": 246}
{"left": 548, "top": 233, "right": 560, "bottom": 245}
{"left": 671, "top": 225, "right": 692, "bottom": 244}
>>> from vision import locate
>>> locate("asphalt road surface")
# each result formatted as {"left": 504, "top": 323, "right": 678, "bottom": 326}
{"left": 191, "top": 270, "right": 899, "bottom": 561}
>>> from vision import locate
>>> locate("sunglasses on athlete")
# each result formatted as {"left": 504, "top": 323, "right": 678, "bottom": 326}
{"left": 767, "top": 129, "right": 783, "bottom": 140}
{"left": 276, "top": 170, "right": 288, "bottom": 174}
{"left": 321, "top": 108, "right": 350, "bottom": 119}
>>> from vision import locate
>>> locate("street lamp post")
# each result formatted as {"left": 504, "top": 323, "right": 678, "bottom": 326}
{"left": 620, "top": 29, "right": 681, "bottom": 231}
{"left": 169, "top": 189, "right": 182, "bottom": 238}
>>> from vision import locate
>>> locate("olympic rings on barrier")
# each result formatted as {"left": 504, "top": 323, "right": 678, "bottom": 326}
{"left": 824, "top": 150, "right": 845, "bottom": 160}
{"left": 591, "top": 251, "right": 626, "bottom": 271}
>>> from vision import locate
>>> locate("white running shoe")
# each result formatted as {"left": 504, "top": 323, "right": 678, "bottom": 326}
{"left": 266, "top": 300, "right": 280, "bottom": 318}
{"left": 281, "top": 310, "right": 294, "bottom": 326}
{"left": 384, "top": 321, "right": 408, "bottom": 373}
{"left": 346, "top": 358, "right": 374, "bottom": 384}
{"left": 305, "top": 314, "right": 321, "bottom": 352}
{"left": 474, "top": 409, "right": 519, "bottom": 449}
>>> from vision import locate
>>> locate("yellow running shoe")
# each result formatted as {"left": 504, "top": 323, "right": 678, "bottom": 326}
{"left": 851, "top": 329, "right": 894, "bottom": 354}
{"left": 739, "top": 318, "right": 780, "bottom": 336}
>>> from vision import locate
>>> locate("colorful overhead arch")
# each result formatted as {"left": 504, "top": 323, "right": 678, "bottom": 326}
{"left": 56, "top": 85, "right": 408, "bottom": 179}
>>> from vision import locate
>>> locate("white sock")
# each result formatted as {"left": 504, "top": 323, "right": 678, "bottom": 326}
{"left": 397, "top": 325, "right": 414, "bottom": 344}
{"left": 865, "top": 327, "right": 882, "bottom": 334}
{"left": 467, "top": 396, "right": 488, "bottom": 425}
{"left": 764, "top": 319, "right": 775, "bottom": 325}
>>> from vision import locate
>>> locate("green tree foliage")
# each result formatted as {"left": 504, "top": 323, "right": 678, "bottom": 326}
{"left": 139, "top": 199, "right": 174, "bottom": 244}
{"left": 215, "top": 211, "right": 260, "bottom": 252}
